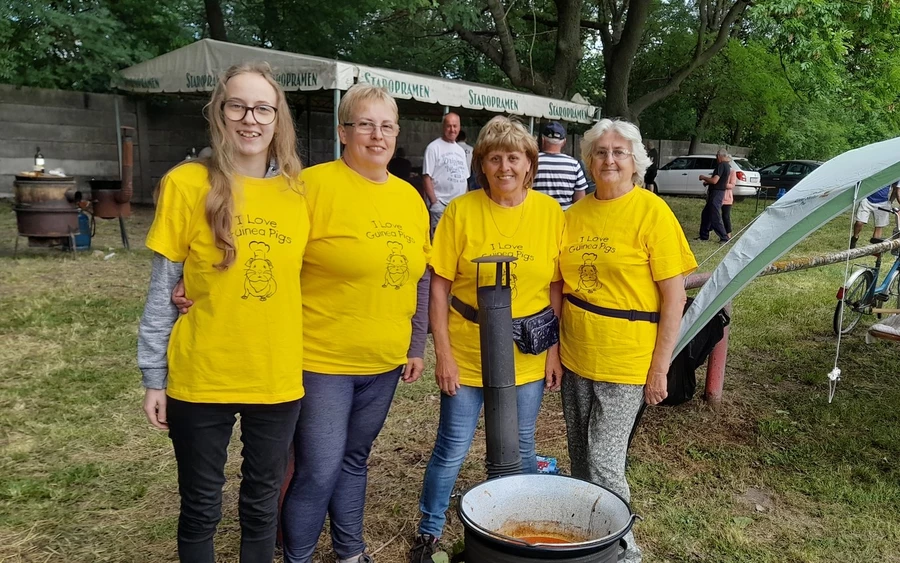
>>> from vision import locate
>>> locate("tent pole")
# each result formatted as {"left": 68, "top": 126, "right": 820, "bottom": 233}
{"left": 306, "top": 94, "right": 312, "bottom": 166}
{"left": 333, "top": 89, "right": 341, "bottom": 160}
{"left": 529, "top": 117, "right": 534, "bottom": 134}
{"left": 443, "top": 106, "right": 449, "bottom": 115}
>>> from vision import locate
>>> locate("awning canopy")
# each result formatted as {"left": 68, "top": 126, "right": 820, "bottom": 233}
{"left": 117, "top": 39, "right": 356, "bottom": 93}
{"left": 117, "top": 39, "right": 598, "bottom": 124}
{"left": 676, "top": 136, "right": 900, "bottom": 356}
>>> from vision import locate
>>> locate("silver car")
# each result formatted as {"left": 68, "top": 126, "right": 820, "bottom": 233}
{"left": 656, "top": 155, "right": 760, "bottom": 197}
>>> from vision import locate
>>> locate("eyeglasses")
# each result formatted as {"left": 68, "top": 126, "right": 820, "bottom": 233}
{"left": 593, "top": 148, "right": 633, "bottom": 161}
{"left": 222, "top": 101, "right": 277, "bottom": 125}
{"left": 343, "top": 121, "right": 400, "bottom": 137}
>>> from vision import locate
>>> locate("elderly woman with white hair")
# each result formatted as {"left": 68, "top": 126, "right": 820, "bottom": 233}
{"left": 552, "top": 118, "right": 697, "bottom": 562}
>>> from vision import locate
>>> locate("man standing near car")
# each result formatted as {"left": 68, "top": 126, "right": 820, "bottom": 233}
{"left": 533, "top": 121, "right": 588, "bottom": 209}
{"left": 697, "top": 149, "right": 731, "bottom": 243}
{"left": 423, "top": 112, "right": 468, "bottom": 235}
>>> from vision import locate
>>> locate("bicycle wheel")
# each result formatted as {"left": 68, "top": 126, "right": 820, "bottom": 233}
{"left": 833, "top": 270, "right": 874, "bottom": 335}
{"left": 888, "top": 271, "right": 900, "bottom": 310}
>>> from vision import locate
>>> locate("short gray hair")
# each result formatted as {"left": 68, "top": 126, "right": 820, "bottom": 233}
{"left": 580, "top": 119, "right": 651, "bottom": 187}
{"left": 717, "top": 148, "right": 728, "bottom": 158}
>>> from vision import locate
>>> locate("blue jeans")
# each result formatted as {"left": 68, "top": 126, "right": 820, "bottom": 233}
{"left": 280, "top": 368, "right": 402, "bottom": 562}
{"left": 417, "top": 379, "right": 545, "bottom": 538}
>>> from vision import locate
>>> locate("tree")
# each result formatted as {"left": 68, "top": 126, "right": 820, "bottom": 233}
{"left": 427, "top": 0, "right": 750, "bottom": 120}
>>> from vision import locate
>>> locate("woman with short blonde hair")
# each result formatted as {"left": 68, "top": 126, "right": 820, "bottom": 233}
{"left": 280, "top": 83, "right": 431, "bottom": 563}
{"left": 409, "top": 116, "right": 565, "bottom": 562}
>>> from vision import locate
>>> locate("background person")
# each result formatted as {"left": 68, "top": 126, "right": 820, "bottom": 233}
{"left": 533, "top": 121, "right": 588, "bottom": 209}
{"left": 422, "top": 112, "right": 468, "bottom": 234}
{"left": 643, "top": 141, "right": 658, "bottom": 193}
{"left": 850, "top": 182, "right": 900, "bottom": 248}
{"left": 697, "top": 148, "right": 731, "bottom": 242}
{"left": 138, "top": 61, "right": 307, "bottom": 563}
{"left": 556, "top": 118, "right": 697, "bottom": 563}
{"left": 722, "top": 154, "right": 737, "bottom": 238}
{"left": 456, "top": 129, "right": 473, "bottom": 174}
{"left": 408, "top": 116, "right": 564, "bottom": 563}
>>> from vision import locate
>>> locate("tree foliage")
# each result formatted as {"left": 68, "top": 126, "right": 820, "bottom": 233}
{"left": 2, "top": 0, "right": 898, "bottom": 164}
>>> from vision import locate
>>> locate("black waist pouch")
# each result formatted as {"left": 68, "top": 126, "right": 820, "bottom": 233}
{"left": 451, "top": 297, "right": 559, "bottom": 355}
{"left": 512, "top": 306, "right": 560, "bottom": 355}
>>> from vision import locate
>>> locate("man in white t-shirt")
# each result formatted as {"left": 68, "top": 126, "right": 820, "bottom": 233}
{"left": 423, "top": 112, "right": 468, "bottom": 234}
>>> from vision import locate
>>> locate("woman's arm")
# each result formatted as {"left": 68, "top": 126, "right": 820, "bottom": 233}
{"left": 403, "top": 269, "right": 431, "bottom": 383}
{"left": 544, "top": 280, "right": 564, "bottom": 391}
{"left": 137, "top": 253, "right": 183, "bottom": 428}
{"left": 429, "top": 272, "right": 460, "bottom": 396}
{"left": 644, "top": 274, "right": 687, "bottom": 405}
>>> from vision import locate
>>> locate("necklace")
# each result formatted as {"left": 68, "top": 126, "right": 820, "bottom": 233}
{"left": 488, "top": 190, "right": 528, "bottom": 239}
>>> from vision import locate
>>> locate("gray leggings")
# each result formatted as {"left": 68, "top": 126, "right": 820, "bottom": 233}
{"left": 561, "top": 368, "right": 645, "bottom": 563}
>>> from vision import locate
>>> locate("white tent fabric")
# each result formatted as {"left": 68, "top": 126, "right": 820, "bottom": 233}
{"left": 356, "top": 65, "right": 598, "bottom": 124}
{"left": 675, "top": 136, "right": 900, "bottom": 356}
{"left": 118, "top": 39, "right": 356, "bottom": 93}
{"left": 117, "top": 40, "right": 598, "bottom": 123}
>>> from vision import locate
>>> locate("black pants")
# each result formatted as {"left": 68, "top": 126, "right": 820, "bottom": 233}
{"left": 699, "top": 189, "right": 728, "bottom": 241}
{"left": 721, "top": 204, "right": 732, "bottom": 234}
{"left": 167, "top": 396, "right": 301, "bottom": 563}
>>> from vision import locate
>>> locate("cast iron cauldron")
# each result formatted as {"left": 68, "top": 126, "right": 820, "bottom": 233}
{"left": 457, "top": 474, "right": 637, "bottom": 563}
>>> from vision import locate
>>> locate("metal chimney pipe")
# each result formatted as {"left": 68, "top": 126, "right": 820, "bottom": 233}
{"left": 473, "top": 255, "right": 522, "bottom": 479}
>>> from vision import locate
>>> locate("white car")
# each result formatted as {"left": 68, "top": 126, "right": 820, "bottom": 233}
{"left": 656, "top": 155, "right": 760, "bottom": 197}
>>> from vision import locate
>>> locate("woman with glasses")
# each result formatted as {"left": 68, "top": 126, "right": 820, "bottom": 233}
{"left": 138, "top": 62, "right": 307, "bottom": 562}
{"left": 408, "top": 116, "right": 565, "bottom": 563}
{"left": 553, "top": 119, "right": 696, "bottom": 562}
{"left": 279, "top": 84, "right": 431, "bottom": 563}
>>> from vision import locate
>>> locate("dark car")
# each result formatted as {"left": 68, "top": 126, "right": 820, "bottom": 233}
{"left": 758, "top": 160, "right": 823, "bottom": 196}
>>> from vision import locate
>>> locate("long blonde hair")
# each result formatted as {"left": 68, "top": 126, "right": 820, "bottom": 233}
{"left": 204, "top": 62, "right": 302, "bottom": 270}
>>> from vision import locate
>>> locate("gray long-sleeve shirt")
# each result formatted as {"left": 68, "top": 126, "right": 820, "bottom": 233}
{"left": 137, "top": 253, "right": 182, "bottom": 390}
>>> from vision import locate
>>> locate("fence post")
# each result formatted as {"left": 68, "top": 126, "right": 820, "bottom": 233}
{"left": 704, "top": 303, "right": 731, "bottom": 404}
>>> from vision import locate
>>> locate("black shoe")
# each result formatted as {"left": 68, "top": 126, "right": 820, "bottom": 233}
{"left": 694, "top": 237, "right": 709, "bottom": 241}
{"left": 409, "top": 533, "right": 438, "bottom": 563}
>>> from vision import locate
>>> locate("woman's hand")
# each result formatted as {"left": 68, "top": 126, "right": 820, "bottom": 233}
{"left": 172, "top": 279, "right": 192, "bottom": 314}
{"left": 644, "top": 368, "right": 668, "bottom": 405}
{"left": 143, "top": 388, "right": 169, "bottom": 429}
{"left": 434, "top": 353, "right": 461, "bottom": 396}
{"left": 402, "top": 357, "right": 425, "bottom": 383}
{"left": 544, "top": 346, "right": 562, "bottom": 392}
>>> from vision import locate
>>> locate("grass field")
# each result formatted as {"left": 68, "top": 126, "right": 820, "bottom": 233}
{"left": 1, "top": 195, "right": 899, "bottom": 563}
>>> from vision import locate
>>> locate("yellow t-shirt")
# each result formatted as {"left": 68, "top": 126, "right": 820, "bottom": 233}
{"left": 559, "top": 187, "right": 696, "bottom": 385}
{"left": 301, "top": 159, "right": 431, "bottom": 375}
{"left": 146, "top": 162, "right": 309, "bottom": 403}
{"left": 431, "top": 189, "right": 564, "bottom": 387}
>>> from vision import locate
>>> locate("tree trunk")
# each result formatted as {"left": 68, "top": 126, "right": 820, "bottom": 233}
{"left": 688, "top": 134, "right": 702, "bottom": 155}
{"left": 204, "top": 0, "right": 228, "bottom": 41}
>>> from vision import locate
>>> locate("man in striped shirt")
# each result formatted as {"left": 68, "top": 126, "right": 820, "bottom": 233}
{"left": 533, "top": 122, "right": 588, "bottom": 209}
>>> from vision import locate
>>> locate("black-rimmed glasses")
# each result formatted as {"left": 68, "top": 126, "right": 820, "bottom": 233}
{"left": 222, "top": 101, "right": 277, "bottom": 125}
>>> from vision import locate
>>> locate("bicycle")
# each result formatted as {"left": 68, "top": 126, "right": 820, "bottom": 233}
{"left": 833, "top": 206, "right": 900, "bottom": 335}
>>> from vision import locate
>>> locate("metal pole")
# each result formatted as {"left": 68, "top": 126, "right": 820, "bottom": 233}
{"left": 114, "top": 98, "right": 122, "bottom": 181}
{"left": 474, "top": 255, "right": 522, "bottom": 479}
{"left": 704, "top": 303, "right": 730, "bottom": 405}
{"left": 333, "top": 89, "right": 341, "bottom": 160}
{"left": 529, "top": 117, "right": 534, "bottom": 134}
{"left": 306, "top": 94, "right": 312, "bottom": 166}
{"left": 444, "top": 106, "right": 450, "bottom": 115}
